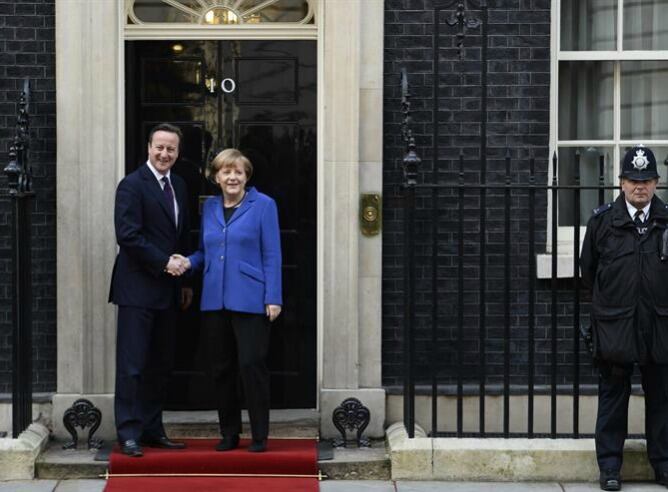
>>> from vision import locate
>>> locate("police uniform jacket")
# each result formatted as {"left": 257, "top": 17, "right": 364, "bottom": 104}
{"left": 581, "top": 194, "right": 668, "bottom": 364}
{"left": 188, "top": 187, "right": 282, "bottom": 314}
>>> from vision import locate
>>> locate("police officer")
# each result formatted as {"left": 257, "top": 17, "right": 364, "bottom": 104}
{"left": 581, "top": 145, "right": 668, "bottom": 491}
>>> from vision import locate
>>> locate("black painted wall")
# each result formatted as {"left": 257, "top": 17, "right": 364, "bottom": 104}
{"left": 382, "top": 0, "right": 597, "bottom": 390}
{"left": 0, "top": 0, "right": 56, "bottom": 393}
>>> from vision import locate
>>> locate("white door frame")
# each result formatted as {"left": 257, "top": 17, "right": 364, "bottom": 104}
{"left": 54, "top": 0, "right": 385, "bottom": 440}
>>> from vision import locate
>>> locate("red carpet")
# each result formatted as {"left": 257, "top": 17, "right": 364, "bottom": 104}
{"left": 104, "top": 438, "right": 319, "bottom": 491}
{"left": 105, "top": 477, "right": 316, "bottom": 491}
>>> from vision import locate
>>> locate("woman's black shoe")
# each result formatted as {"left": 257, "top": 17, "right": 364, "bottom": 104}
{"left": 248, "top": 439, "right": 267, "bottom": 452}
{"left": 215, "top": 434, "right": 239, "bottom": 451}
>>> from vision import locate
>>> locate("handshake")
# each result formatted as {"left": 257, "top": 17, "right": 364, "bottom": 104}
{"left": 165, "top": 254, "right": 191, "bottom": 276}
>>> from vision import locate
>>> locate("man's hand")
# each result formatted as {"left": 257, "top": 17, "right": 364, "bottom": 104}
{"left": 165, "top": 254, "right": 191, "bottom": 276}
{"left": 265, "top": 304, "right": 281, "bottom": 322}
{"left": 180, "top": 287, "right": 193, "bottom": 310}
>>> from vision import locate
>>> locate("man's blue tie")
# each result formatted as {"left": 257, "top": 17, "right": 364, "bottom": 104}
{"left": 162, "top": 176, "right": 176, "bottom": 225}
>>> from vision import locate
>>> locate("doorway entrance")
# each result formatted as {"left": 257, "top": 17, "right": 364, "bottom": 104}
{"left": 125, "top": 40, "right": 317, "bottom": 409}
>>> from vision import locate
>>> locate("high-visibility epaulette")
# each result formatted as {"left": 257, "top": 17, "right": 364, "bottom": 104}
{"left": 592, "top": 202, "right": 613, "bottom": 216}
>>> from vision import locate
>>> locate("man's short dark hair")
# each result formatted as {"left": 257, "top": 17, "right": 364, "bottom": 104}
{"left": 148, "top": 123, "right": 183, "bottom": 146}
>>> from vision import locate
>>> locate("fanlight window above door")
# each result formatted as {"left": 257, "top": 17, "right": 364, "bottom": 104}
{"left": 126, "top": 0, "right": 315, "bottom": 25}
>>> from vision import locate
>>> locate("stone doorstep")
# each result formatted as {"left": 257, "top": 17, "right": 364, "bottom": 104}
{"left": 320, "top": 442, "right": 391, "bottom": 480}
{"left": 35, "top": 408, "right": 389, "bottom": 480}
{"left": 163, "top": 409, "right": 320, "bottom": 438}
{"left": 0, "top": 423, "right": 50, "bottom": 480}
{"left": 35, "top": 439, "right": 391, "bottom": 481}
{"left": 386, "top": 422, "right": 655, "bottom": 482}
{"left": 35, "top": 445, "right": 107, "bottom": 481}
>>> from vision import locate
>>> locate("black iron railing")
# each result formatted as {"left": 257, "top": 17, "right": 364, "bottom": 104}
{"left": 4, "top": 79, "right": 34, "bottom": 437}
{"left": 398, "top": 137, "right": 660, "bottom": 439}
{"left": 399, "top": 1, "right": 649, "bottom": 440}
{"left": 400, "top": 147, "right": 623, "bottom": 439}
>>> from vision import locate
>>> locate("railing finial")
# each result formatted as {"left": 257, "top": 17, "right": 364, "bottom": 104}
{"left": 445, "top": 0, "right": 483, "bottom": 59}
{"left": 4, "top": 78, "right": 32, "bottom": 197}
{"left": 401, "top": 69, "right": 421, "bottom": 186}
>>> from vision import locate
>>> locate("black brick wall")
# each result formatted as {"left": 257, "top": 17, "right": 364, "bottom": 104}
{"left": 0, "top": 0, "right": 56, "bottom": 393}
{"left": 0, "top": 0, "right": 596, "bottom": 397}
{"left": 382, "top": 0, "right": 598, "bottom": 389}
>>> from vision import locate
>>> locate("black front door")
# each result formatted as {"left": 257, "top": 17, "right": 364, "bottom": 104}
{"left": 125, "top": 40, "right": 317, "bottom": 409}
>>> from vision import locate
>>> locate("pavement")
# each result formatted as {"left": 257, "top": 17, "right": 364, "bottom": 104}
{"left": 0, "top": 480, "right": 668, "bottom": 491}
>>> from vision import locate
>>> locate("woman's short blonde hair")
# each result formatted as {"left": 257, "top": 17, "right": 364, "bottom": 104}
{"left": 207, "top": 148, "right": 253, "bottom": 180}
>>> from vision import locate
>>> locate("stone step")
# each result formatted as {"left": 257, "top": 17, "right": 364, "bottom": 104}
{"left": 36, "top": 445, "right": 107, "bottom": 480}
{"left": 36, "top": 409, "right": 389, "bottom": 480}
{"left": 319, "top": 442, "right": 391, "bottom": 480}
{"left": 35, "top": 439, "right": 390, "bottom": 481}
{"left": 163, "top": 409, "right": 320, "bottom": 438}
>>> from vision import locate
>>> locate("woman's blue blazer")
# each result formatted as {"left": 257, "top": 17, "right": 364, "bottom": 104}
{"left": 188, "top": 187, "right": 282, "bottom": 313}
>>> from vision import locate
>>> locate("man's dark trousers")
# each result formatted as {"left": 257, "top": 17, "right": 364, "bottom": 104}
{"left": 115, "top": 305, "right": 177, "bottom": 443}
{"left": 596, "top": 361, "right": 668, "bottom": 473}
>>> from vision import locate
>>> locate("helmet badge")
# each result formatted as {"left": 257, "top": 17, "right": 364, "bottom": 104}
{"left": 632, "top": 149, "right": 649, "bottom": 170}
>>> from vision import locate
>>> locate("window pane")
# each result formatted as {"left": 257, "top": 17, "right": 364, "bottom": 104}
{"left": 561, "top": 0, "right": 616, "bottom": 50}
{"left": 248, "top": 0, "right": 311, "bottom": 23}
{"left": 559, "top": 61, "right": 614, "bottom": 140}
{"left": 131, "top": 0, "right": 199, "bottom": 23}
{"left": 128, "top": 0, "right": 312, "bottom": 24}
{"left": 623, "top": 0, "right": 668, "bottom": 50}
{"left": 558, "top": 147, "right": 615, "bottom": 227}
{"left": 621, "top": 61, "right": 668, "bottom": 140}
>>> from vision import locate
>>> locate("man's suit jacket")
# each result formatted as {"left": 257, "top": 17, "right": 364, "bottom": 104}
{"left": 189, "top": 187, "right": 282, "bottom": 314}
{"left": 109, "top": 164, "right": 190, "bottom": 310}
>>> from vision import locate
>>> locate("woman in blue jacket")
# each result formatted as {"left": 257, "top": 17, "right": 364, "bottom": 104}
{"left": 181, "top": 148, "right": 282, "bottom": 453}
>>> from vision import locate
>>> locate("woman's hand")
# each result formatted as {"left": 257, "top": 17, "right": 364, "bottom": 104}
{"left": 166, "top": 254, "right": 191, "bottom": 276}
{"left": 266, "top": 304, "right": 281, "bottom": 322}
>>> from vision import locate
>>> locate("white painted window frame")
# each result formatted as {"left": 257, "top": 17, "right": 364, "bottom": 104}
{"left": 542, "top": 0, "right": 668, "bottom": 278}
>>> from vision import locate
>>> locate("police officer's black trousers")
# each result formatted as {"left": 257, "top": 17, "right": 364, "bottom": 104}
{"left": 203, "top": 309, "right": 271, "bottom": 442}
{"left": 596, "top": 361, "right": 668, "bottom": 473}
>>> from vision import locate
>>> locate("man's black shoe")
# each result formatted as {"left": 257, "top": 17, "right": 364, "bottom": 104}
{"left": 656, "top": 469, "right": 668, "bottom": 487}
{"left": 140, "top": 435, "right": 186, "bottom": 449}
{"left": 215, "top": 434, "right": 240, "bottom": 451}
{"left": 119, "top": 439, "right": 143, "bottom": 457}
{"left": 599, "top": 469, "right": 621, "bottom": 491}
{"left": 248, "top": 439, "right": 267, "bottom": 453}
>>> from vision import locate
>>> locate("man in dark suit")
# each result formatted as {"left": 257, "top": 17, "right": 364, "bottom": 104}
{"left": 109, "top": 123, "right": 192, "bottom": 457}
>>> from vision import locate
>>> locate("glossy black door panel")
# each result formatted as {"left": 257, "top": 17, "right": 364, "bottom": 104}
{"left": 141, "top": 58, "right": 205, "bottom": 105}
{"left": 125, "top": 40, "right": 317, "bottom": 409}
{"left": 236, "top": 58, "right": 298, "bottom": 104}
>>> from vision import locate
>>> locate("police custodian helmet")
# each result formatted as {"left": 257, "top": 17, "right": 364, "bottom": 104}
{"left": 619, "top": 145, "right": 660, "bottom": 181}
